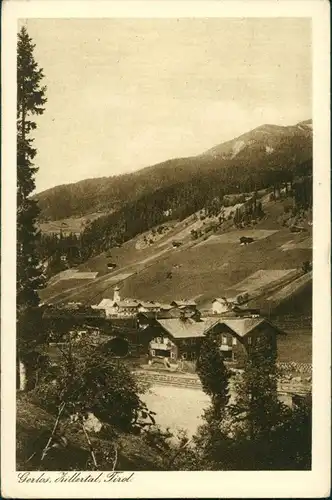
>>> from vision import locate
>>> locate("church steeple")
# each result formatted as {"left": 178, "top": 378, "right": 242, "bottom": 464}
{"left": 113, "top": 285, "right": 120, "bottom": 303}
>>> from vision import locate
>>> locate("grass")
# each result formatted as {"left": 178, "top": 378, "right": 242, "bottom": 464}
{"left": 40, "top": 199, "right": 312, "bottom": 328}
{"left": 39, "top": 279, "right": 94, "bottom": 302}
{"left": 229, "top": 269, "right": 298, "bottom": 293}
{"left": 120, "top": 226, "right": 311, "bottom": 307}
{"left": 197, "top": 229, "right": 278, "bottom": 246}
{"left": 39, "top": 213, "right": 106, "bottom": 235}
{"left": 277, "top": 328, "right": 312, "bottom": 363}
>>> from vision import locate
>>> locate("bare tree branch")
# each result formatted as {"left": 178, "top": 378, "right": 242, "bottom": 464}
{"left": 81, "top": 421, "right": 98, "bottom": 469}
{"left": 41, "top": 401, "right": 66, "bottom": 462}
{"left": 111, "top": 444, "right": 118, "bottom": 471}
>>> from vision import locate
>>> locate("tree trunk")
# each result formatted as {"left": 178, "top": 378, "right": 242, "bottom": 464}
{"left": 19, "top": 359, "right": 27, "bottom": 391}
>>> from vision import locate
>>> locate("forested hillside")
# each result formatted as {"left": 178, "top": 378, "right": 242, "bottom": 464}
{"left": 35, "top": 120, "right": 312, "bottom": 221}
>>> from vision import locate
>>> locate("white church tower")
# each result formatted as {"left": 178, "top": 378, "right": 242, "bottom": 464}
{"left": 113, "top": 285, "right": 121, "bottom": 303}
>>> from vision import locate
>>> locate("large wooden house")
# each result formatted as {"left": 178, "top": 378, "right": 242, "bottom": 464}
{"left": 142, "top": 315, "right": 285, "bottom": 367}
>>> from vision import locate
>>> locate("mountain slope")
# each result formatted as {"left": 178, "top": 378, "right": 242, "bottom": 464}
{"left": 35, "top": 119, "right": 312, "bottom": 221}
{"left": 40, "top": 196, "right": 312, "bottom": 318}
{"left": 203, "top": 120, "right": 312, "bottom": 159}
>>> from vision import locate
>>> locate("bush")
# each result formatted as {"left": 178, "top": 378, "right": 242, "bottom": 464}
{"left": 30, "top": 339, "right": 150, "bottom": 433}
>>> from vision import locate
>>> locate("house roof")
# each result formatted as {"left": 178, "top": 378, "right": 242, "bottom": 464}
{"left": 170, "top": 300, "right": 197, "bottom": 307}
{"left": 157, "top": 317, "right": 218, "bottom": 339}
{"left": 139, "top": 301, "right": 162, "bottom": 309}
{"left": 97, "top": 298, "right": 115, "bottom": 308}
{"left": 219, "top": 318, "right": 286, "bottom": 337}
{"left": 117, "top": 300, "right": 141, "bottom": 308}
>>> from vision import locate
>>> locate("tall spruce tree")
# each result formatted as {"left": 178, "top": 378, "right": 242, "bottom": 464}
{"left": 17, "top": 26, "right": 47, "bottom": 389}
{"left": 194, "top": 336, "right": 231, "bottom": 469}
{"left": 196, "top": 336, "right": 230, "bottom": 416}
{"left": 230, "top": 335, "right": 280, "bottom": 441}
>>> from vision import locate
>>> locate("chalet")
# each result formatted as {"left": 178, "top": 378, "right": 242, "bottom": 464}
{"left": 205, "top": 317, "right": 286, "bottom": 365}
{"left": 170, "top": 300, "right": 197, "bottom": 309}
{"left": 137, "top": 302, "right": 172, "bottom": 313}
{"left": 147, "top": 317, "right": 219, "bottom": 362}
{"left": 143, "top": 314, "right": 285, "bottom": 367}
{"left": 114, "top": 300, "right": 141, "bottom": 316}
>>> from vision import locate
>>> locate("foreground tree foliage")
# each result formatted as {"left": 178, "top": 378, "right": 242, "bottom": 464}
{"left": 196, "top": 336, "right": 230, "bottom": 416}
{"left": 193, "top": 336, "right": 311, "bottom": 470}
{"left": 17, "top": 26, "right": 47, "bottom": 389}
{"left": 25, "top": 328, "right": 158, "bottom": 469}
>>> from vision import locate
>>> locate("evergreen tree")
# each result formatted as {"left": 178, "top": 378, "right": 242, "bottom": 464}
{"left": 17, "top": 26, "right": 47, "bottom": 389}
{"left": 231, "top": 335, "right": 280, "bottom": 440}
{"left": 196, "top": 336, "right": 230, "bottom": 415}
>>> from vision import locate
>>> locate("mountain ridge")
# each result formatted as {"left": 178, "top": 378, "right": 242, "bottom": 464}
{"left": 35, "top": 119, "right": 312, "bottom": 221}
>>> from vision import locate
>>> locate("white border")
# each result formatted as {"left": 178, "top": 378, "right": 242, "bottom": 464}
{"left": 1, "top": 1, "right": 331, "bottom": 498}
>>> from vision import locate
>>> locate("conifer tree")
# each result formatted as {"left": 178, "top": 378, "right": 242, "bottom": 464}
{"left": 17, "top": 25, "right": 47, "bottom": 389}
{"left": 196, "top": 336, "right": 230, "bottom": 416}
{"left": 229, "top": 335, "right": 281, "bottom": 443}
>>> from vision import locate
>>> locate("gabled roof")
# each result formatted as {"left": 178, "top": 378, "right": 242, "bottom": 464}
{"left": 117, "top": 300, "right": 141, "bottom": 308}
{"left": 218, "top": 318, "right": 286, "bottom": 337}
{"left": 170, "top": 300, "right": 197, "bottom": 307}
{"left": 157, "top": 317, "right": 218, "bottom": 339}
{"left": 159, "top": 304, "right": 173, "bottom": 310}
{"left": 139, "top": 301, "right": 162, "bottom": 309}
{"left": 97, "top": 298, "right": 115, "bottom": 308}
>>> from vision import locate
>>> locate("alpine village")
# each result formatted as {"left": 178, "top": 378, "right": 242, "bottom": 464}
{"left": 17, "top": 25, "right": 312, "bottom": 473}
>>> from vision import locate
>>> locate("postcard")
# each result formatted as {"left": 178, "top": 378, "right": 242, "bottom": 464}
{"left": 1, "top": 0, "right": 330, "bottom": 498}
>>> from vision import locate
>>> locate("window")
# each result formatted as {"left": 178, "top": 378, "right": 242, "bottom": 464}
{"left": 182, "top": 352, "right": 187, "bottom": 360}
{"left": 232, "top": 337, "right": 237, "bottom": 346}
{"left": 247, "top": 336, "right": 252, "bottom": 345}
{"left": 222, "top": 335, "right": 227, "bottom": 345}
{"left": 190, "top": 352, "right": 196, "bottom": 361}
{"left": 170, "top": 352, "right": 176, "bottom": 359}
{"left": 151, "top": 349, "right": 156, "bottom": 356}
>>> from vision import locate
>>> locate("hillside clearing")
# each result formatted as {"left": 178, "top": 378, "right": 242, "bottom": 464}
{"left": 196, "top": 229, "right": 278, "bottom": 246}
{"left": 229, "top": 269, "right": 297, "bottom": 293}
{"left": 281, "top": 238, "right": 312, "bottom": 251}
{"left": 267, "top": 272, "right": 312, "bottom": 304}
{"left": 39, "top": 212, "right": 106, "bottom": 235}
{"left": 104, "top": 272, "right": 134, "bottom": 283}
{"left": 40, "top": 199, "right": 312, "bottom": 321}
{"left": 57, "top": 270, "right": 99, "bottom": 280}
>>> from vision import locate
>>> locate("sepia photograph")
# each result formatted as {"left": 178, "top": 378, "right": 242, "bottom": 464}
{"left": 1, "top": 1, "right": 330, "bottom": 498}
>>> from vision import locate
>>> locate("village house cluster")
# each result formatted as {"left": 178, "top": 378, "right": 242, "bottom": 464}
{"left": 43, "top": 286, "right": 285, "bottom": 369}
{"left": 85, "top": 287, "right": 285, "bottom": 367}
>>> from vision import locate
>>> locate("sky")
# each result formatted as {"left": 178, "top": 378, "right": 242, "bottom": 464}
{"left": 21, "top": 18, "right": 312, "bottom": 193}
